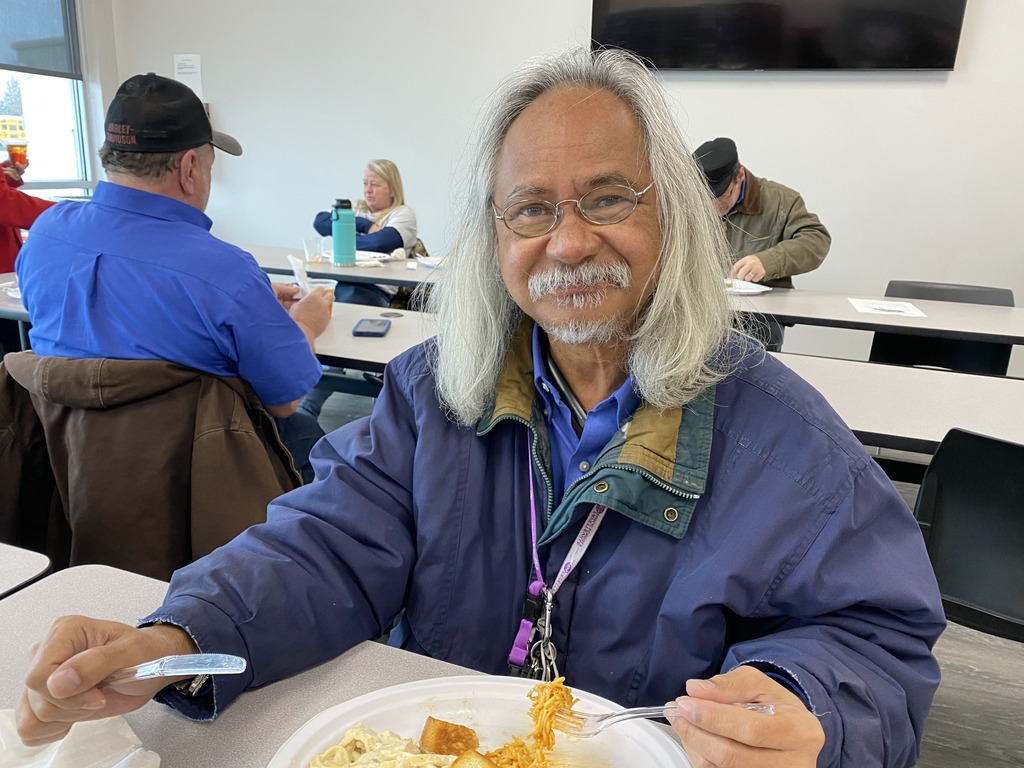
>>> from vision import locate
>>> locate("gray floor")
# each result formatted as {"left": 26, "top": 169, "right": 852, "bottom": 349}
{"left": 318, "top": 389, "right": 375, "bottom": 433}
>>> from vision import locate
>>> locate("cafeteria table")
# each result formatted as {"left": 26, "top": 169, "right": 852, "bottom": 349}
{"left": 314, "top": 303, "right": 436, "bottom": 371}
{"left": 0, "top": 273, "right": 30, "bottom": 352}
{"left": 0, "top": 542, "right": 50, "bottom": 599}
{"left": 773, "top": 352, "right": 1024, "bottom": 453}
{"left": 303, "top": 302, "right": 435, "bottom": 397}
{"left": 734, "top": 287, "right": 1024, "bottom": 346}
{"left": 248, "top": 244, "right": 433, "bottom": 289}
{"left": 2, "top": 565, "right": 1020, "bottom": 767}
{"left": 0, "top": 565, "right": 475, "bottom": 767}
{"left": 0, "top": 284, "right": 435, "bottom": 376}
{"left": 0, "top": 272, "right": 25, "bottom": 321}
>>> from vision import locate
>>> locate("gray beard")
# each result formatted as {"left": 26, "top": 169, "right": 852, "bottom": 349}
{"left": 550, "top": 290, "right": 606, "bottom": 309}
{"left": 542, "top": 317, "right": 623, "bottom": 345}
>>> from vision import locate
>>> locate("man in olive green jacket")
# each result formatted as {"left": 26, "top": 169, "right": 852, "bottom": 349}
{"left": 695, "top": 137, "right": 831, "bottom": 349}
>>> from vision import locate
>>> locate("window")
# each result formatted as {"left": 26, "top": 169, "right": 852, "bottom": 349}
{"left": 1, "top": 0, "right": 89, "bottom": 196}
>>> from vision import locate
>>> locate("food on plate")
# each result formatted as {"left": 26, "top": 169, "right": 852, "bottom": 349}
{"left": 308, "top": 722, "right": 455, "bottom": 767}
{"left": 451, "top": 751, "right": 499, "bottom": 768}
{"left": 528, "top": 677, "right": 578, "bottom": 751}
{"left": 485, "top": 676, "right": 577, "bottom": 766}
{"left": 420, "top": 716, "right": 480, "bottom": 756}
{"left": 309, "top": 678, "right": 579, "bottom": 768}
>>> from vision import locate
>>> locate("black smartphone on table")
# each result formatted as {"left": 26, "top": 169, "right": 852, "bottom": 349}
{"left": 352, "top": 318, "right": 392, "bottom": 337}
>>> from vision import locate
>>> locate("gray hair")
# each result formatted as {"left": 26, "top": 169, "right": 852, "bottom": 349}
{"left": 99, "top": 144, "right": 211, "bottom": 180}
{"left": 429, "top": 47, "right": 736, "bottom": 426}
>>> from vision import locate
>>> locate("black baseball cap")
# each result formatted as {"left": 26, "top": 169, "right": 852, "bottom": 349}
{"left": 694, "top": 137, "right": 738, "bottom": 197}
{"left": 103, "top": 73, "right": 242, "bottom": 156}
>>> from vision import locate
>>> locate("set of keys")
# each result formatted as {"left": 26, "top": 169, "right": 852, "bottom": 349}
{"left": 523, "top": 589, "right": 559, "bottom": 681}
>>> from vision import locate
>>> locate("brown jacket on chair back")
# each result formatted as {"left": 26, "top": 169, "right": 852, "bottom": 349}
{"left": 0, "top": 352, "right": 301, "bottom": 580}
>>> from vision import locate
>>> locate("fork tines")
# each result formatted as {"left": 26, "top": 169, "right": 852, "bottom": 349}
{"left": 552, "top": 708, "right": 584, "bottom": 734}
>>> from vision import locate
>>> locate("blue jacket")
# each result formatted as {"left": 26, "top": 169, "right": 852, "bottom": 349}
{"left": 147, "top": 327, "right": 943, "bottom": 768}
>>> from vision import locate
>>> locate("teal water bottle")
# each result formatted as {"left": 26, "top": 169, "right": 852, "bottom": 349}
{"left": 331, "top": 198, "right": 356, "bottom": 266}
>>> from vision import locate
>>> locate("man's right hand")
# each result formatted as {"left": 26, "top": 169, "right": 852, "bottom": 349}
{"left": 16, "top": 617, "right": 198, "bottom": 747}
{"left": 290, "top": 287, "right": 334, "bottom": 341}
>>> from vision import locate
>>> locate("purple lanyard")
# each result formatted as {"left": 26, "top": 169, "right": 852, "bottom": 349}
{"left": 508, "top": 443, "right": 607, "bottom": 675}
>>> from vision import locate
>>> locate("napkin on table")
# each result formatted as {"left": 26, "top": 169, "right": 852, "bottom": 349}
{"left": 0, "top": 709, "right": 159, "bottom": 768}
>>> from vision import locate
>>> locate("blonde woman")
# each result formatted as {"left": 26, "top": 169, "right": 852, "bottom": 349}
{"left": 313, "top": 159, "right": 417, "bottom": 256}
{"left": 312, "top": 159, "right": 417, "bottom": 306}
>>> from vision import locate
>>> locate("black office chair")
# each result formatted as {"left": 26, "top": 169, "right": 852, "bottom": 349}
{"left": 869, "top": 281, "right": 1014, "bottom": 375}
{"left": 913, "top": 428, "right": 1024, "bottom": 642}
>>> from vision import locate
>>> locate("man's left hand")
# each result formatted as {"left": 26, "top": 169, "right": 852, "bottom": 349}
{"left": 3, "top": 164, "right": 24, "bottom": 184}
{"left": 730, "top": 255, "right": 765, "bottom": 283}
{"left": 668, "top": 665, "right": 824, "bottom": 768}
{"left": 290, "top": 288, "right": 334, "bottom": 339}
{"left": 272, "top": 282, "right": 301, "bottom": 309}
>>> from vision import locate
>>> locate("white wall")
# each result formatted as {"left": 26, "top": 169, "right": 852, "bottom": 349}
{"left": 97, "top": 0, "right": 595, "bottom": 256}
{"left": 82, "top": 0, "right": 1024, "bottom": 370}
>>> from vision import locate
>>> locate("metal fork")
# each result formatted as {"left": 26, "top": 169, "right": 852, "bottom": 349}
{"left": 553, "top": 701, "right": 775, "bottom": 738}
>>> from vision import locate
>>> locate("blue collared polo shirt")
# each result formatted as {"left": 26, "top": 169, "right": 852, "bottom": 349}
{"left": 531, "top": 325, "right": 642, "bottom": 502}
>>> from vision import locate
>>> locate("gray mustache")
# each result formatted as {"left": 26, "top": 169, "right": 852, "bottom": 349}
{"left": 528, "top": 262, "right": 631, "bottom": 302}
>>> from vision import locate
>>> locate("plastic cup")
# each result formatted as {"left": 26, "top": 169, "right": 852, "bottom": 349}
{"left": 302, "top": 235, "right": 326, "bottom": 264}
{"left": 307, "top": 278, "right": 338, "bottom": 316}
{"left": 307, "top": 278, "right": 338, "bottom": 296}
{"left": 4, "top": 141, "right": 27, "bottom": 167}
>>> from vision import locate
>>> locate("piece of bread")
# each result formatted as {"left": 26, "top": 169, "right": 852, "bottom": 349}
{"left": 451, "top": 750, "right": 499, "bottom": 768}
{"left": 419, "top": 716, "right": 480, "bottom": 756}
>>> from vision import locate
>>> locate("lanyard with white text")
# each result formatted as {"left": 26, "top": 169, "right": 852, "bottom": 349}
{"left": 508, "top": 443, "right": 607, "bottom": 680}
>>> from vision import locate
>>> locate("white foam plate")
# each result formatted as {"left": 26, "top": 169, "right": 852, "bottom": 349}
{"left": 266, "top": 675, "right": 690, "bottom": 768}
{"left": 725, "top": 279, "right": 772, "bottom": 295}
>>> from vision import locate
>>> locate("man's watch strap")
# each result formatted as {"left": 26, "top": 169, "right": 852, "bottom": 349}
{"left": 173, "top": 674, "right": 209, "bottom": 697}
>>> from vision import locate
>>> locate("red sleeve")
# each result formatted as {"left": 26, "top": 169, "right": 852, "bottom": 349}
{"left": 0, "top": 177, "right": 55, "bottom": 229}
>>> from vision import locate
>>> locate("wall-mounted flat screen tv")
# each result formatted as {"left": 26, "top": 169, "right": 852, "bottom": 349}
{"left": 592, "top": 1, "right": 969, "bottom": 70}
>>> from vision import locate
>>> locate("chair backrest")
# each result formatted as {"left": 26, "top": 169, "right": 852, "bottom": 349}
{"left": 913, "top": 428, "right": 1024, "bottom": 641}
{"left": 410, "top": 237, "right": 430, "bottom": 259}
{"left": 869, "top": 280, "right": 1015, "bottom": 375}
{"left": 883, "top": 280, "right": 1014, "bottom": 307}
{"left": 1, "top": 353, "right": 299, "bottom": 580}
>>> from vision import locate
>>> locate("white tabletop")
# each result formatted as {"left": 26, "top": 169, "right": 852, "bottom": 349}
{"left": 0, "top": 542, "right": 50, "bottom": 598}
{"left": 0, "top": 565, "right": 475, "bottom": 767}
{"left": 247, "top": 244, "right": 436, "bottom": 289}
{"left": 773, "top": 352, "right": 1024, "bottom": 453}
{"left": 735, "top": 288, "right": 1024, "bottom": 345}
{"left": 0, "top": 272, "right": 27, "bottom": 322}
{"left": 316, "top": 303, "right": 436, "bottom": 370}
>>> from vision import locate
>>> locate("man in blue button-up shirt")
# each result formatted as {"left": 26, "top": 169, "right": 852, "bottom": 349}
{"left": 15, "top": 73, "right": 333, "bottom": 480}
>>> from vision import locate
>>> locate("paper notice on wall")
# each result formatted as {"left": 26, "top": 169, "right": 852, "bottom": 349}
{"left": 173, "top": 54, "right": 203, "bottom": 100}
{"left": 848, "top": 298, "right": 927, "bottom": 317}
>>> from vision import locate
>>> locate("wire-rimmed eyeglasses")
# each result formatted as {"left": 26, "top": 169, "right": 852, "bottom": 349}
{"left": 493, "top": 182, "right": 655, "bottom": 238}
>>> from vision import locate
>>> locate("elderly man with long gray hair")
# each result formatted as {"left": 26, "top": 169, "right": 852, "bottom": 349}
{"left": 19, "top": 49, "right": 942, "bottom": 768}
